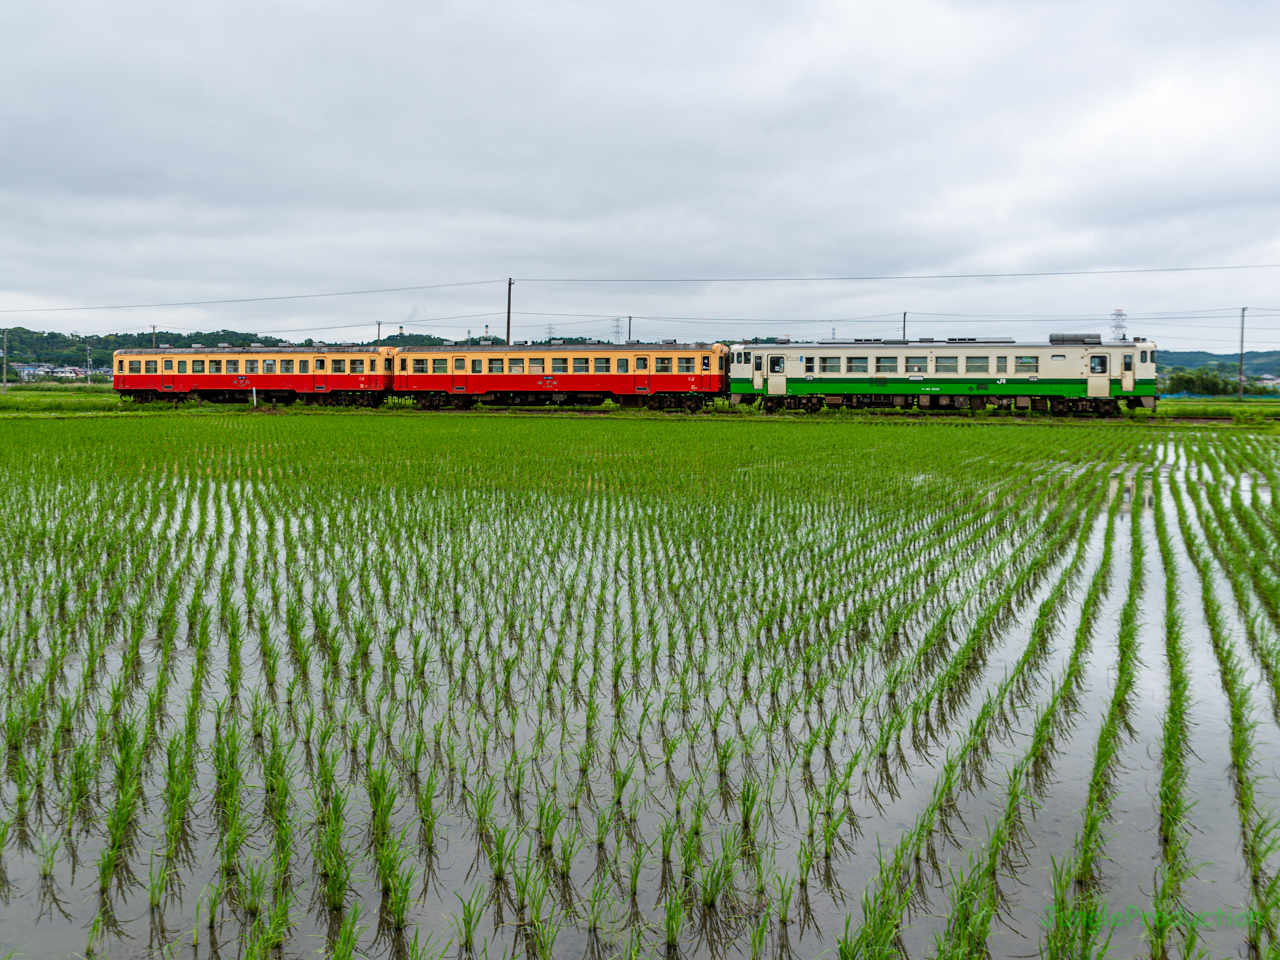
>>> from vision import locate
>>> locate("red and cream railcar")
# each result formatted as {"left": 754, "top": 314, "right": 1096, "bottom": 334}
{"left": 392, "top": 341, "right": 730, "bottom": 410}
{"left": 113, "top": 343, "right": 396, "bottom": 405}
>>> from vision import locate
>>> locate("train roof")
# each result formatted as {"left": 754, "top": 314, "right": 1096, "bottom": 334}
{"left": 730, "top": 335, "right": 1153, "bottom": 348}
{"left": 113, "top": 344, "right": 385, "bottom": 355}
{"left": 114, "top": 340, "right": 723, "bottom": 355}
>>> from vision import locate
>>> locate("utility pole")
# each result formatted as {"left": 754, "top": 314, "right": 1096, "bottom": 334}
{"left": 2, "top": 329, "right": 7, "bottom": 395}
{"left": 377, "top": 321, "right": 382, "bottom": 348}
{"left": 152, "top": 324, "right": 157, "bottom": 349}
{"left": 86, "top": 344, "right": 91, "bottom": 384}
{"left": 1239, "top": 306, "right": 1248, "bottom": 401}
{"left": 506, "top": 278, "right": 513, "bottom": 345}
{"left": 902, "top": 312, "right": 907, "bottom": 339}
{"left": 628, "top": 316, "right": 632, "bottom": 340}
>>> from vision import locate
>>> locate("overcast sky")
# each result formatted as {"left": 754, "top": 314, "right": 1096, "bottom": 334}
{"left": 2, "top": 0, "right": 1279, "bottom": 350}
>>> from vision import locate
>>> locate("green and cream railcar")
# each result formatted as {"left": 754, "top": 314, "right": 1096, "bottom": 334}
{"left": 727, "top": 334, "right": 1157, "bottom": 415}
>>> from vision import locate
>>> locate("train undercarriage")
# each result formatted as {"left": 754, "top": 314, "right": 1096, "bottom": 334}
{"left": 741, "top": 394, "right": 1153, "bottom": 416}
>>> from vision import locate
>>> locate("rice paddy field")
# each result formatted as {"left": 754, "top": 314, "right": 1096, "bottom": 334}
{"left": 1, "top": 415, "right": 1279, "bottom": 960}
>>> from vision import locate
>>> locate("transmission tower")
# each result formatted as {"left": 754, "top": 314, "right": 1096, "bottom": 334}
{"left": 1110, "top": 309, "right": 1127, "bottom": 341}
{"left": 545, "top": 323, "right": 556, "bottom": 341}
{"left": 612, "top": 317, "right": 624, "bottom": 343}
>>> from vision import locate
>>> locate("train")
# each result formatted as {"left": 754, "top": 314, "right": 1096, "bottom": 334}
{"left": 112, "top": 333, "right": 1157, "bottom": 414}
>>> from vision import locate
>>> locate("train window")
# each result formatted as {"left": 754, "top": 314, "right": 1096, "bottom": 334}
{"left": 384, "top": 358, "right": 392, "bottom": 372}
{"left": 247, "top": 360, "right": 259, "bottom": 374}
{"left": 471, "top": 359, "right": 482, "bottom": 373}
{"left": 594, "top": 358, "right": 610, "bottom": 373}
{"left": 1140, "top": 350, "right": 1148, "bottom": 364}
{"left": 454, "top": 358, "right": 465, "bottom": 371}
{"left": 574, "top": 358, "right": 589, "bottom": 373}
{"left": 1050, "top": 354, "right": 1066, "bottom": 362}
{"left": 743, "top": 351, "right": 751, "bottom": 364}
{"left": 819, "top": 357, "right": 840, "bottom": 373}
{"left": 617, "top": 359, "right": 628, "bottom": 373}
{"left": 193, "top": 360, "right": 205, "bottom": 373}
{"left": 1150, "top": 350, "right": 1156, "bottom": 363}
{"left": 351, "top": 359, "right": 364, "bottom": 374}
{"left": 510, "top": 359, "right": 524, "bottom": 373}
{"left": 1015, "top": 356, "right": 1039, "bottom": 373}
{"left": 702, "top": 355, "right": 710, "bottom": 371}
{"left": 1089, "top": 356, "right": 1107, "bottom": 375}
{"left": 804, "top": 357, "right": 814, "bottom": 373}
{"left": 211, "top": 359, "right": 222, "bottom": 373}
{"left": 678, "top": 357, "right": 694, "bottom": 373}
{"left": 735, "top": 352, "right": 742, "bottom": 364}
{"left": 129, "top": 360, "right": 141, "bottom": 374}
{"left": 299, "top": 360, "right": 308, "bottom": 373}
{"left": 117, "top": 360, "right": 124, "bottom": 373}
{"left": 177, "top": 361, "right": 187, "bottom": 373}
{"left": 768, "top": 356, "right": 784, "bottom": 374}
{"left": 146, "top": 360, "right": 157, "bottom": 374}
{"left": 400, "top": 358, "right": 408, "bottom": 371}
{"left": 553, "top": 358, "right": 568, "bottom": 373}
{"left": 635, "top": 357, "right": 648, "bottom": 371}
{"left": 995, "top": 356, "right": 1007, "bottom": 373}
{"left": 530, "top": 358, "right": 545, "bottom": 373}
{"left": 935, "top": 357, "right": 958, "bottom": 373}
{"left": 754, "top": 355, "right": 762, "bottom": 371}
{"left": 718, "top": 355, "right": 724, "bottom": 370}
{"left": 905, "top": 357, "right": 927, "bottom": 373}
{"left": 965, "top": 357, "right": 988, "bottom": 373}
{"left": 164, "top": 359, "right": 173, "bottom": 371}
{"left": 433, "top": 359, "right": 447, "bottom": 373}
{"left": 489, "top": 359, "right": 504, "bottom": 373}
{"left": 875, "top": 357, "right": 898, "bottom": 373}
{"left": 846, "top": 357, "right": 867, "bottom": 373}
{"left": 331, "top": 360, "right": 344, "bottom": 373}
{"left": 227, "top": 359, "right": 240, "bottom": 373}
{"left": 413, "top": 359, "right": 428, "bottom": 374}
{"left": 264, "top": 360, "right": 276, "bottom": 373}
{"left": 656, "top": 357, "right": 672, "bottom": 373}
{"left": 281, "top": 360, "right": 293, "bottom": 373}
{"left": 1123, "top": 354, "right": 1133, "bottom": 372}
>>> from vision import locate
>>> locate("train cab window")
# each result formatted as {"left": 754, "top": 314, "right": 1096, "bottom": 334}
{"left": 995, "top": 356, "right": 1007, "bottom": 373}
{"left": 246, "top": 360, "right": 259, "bottom": 374}
{"left": 210, "top": 359, "right": 222, "bottom": 373}
{"left": 177, "top": 361, "right": 187, "bottom": 373}
{"left": 735, "top": 352, "right": 742, "bottom": 364}
{"left": 433, "top": 358, "right": 447, "bottom": 373}
{"left": 1140, "top": 350, "right": 1148, "bottom": 364}
{"left": 1088, "top": 356, "right": 1107, "bottom": 375}
{"left": 905, "top": 356, "right": 927, "bottom": 373}
{"left": 384, "top": 358, "right": 392, "bottom": 372}
{"left": 656, "top": 357, "right": 673, "bottom": 373}
{"left": 400, "top": 357, "right": 408, "bottom": 371}
{"left": 965, "top": 357, "right": 989, "bottom": 373}
{"left": 413, "top": 359, "right": 428, "bottom": 374}
{"left": 743, "top": 351, "right": 752, "bottom": 366}
{"left": 454, "top": 358, "right": 465, "bottom": 371}
{"left": 281, "top": 360, "right": 293, "bottom": 373}
{"left": 264, "top": 360, "right": 276, "bottom": 373}
{"left": 574, "top": 358, "right": 589, "bottom": 373}
{"left": 471, "top": 359, "right": 482, "bottom": 373}
{"left": 717, "top": 355, "right": 724, "bottom": 370}
{"left": 1151, "top": 350, "right": 1156, "bottom": 363}
{"left": 553, "top": 358, "right": 568, "bottom": 373}
{"left": 617, "top": 358, "right": 628, "bottom": 373}
{"left": 819, "top": 357, "right": 840, "bottom": 373}
{"left": 768, "top": 356, "right": 784, "bottom": 374}
{"left": 875, "top": 356, "right": 898, "bottom": 373}
{"left": 192, "top": 360, "right": 205, "bottom": 373}
{"left": 330, "top": 360, "right": 344, "bottom": 373}
{"left": 702, "top": 355, "right": 710, "bottom": 371}
{"left": 530, "top": 358, "right": 545, "bottom": 373}
{"left": 594, "top": 358, "right": 610, "bottom": 373}
{"left": 489, "top": 359, "right": 504, "bottom": 373}
{"left": 1015, "top": 356, "right": 1039, "bottom": 373}
{"left": 299, "top": 360, "right": 308, "bottom": 373}
{"left": 510, "top": 359, "right": 524, "bottom": 373}
{"left": 351, "top": 359, "right": 364, "bottom": 374}
{"left": 1123, "top": 354, "right": 1133, "bottom": 372}
{"left": 129, "top": 360, "right": 141, "bottom": 374}
{"left": 635, "top": 357, "right": 648, "bottom": 371}
{"left": 164, "top": 359, "right": 173, "bottom": 371}
{"left": 117, "top": 360, "right": 124, "bottom": 373}
{"left": 227, "top": 359, "right": 239, "bottom": 373}
{"left": 678, "top": 357, "right": 694, "bottom": 373}
{"left": 146, "top": 360, "right": 158, "bottom": 374}
{"left": 846, "top": 357, "right": 867, "bottom": 373}
{"left": 934, "top": 356, "right": 957, "bottom": 373}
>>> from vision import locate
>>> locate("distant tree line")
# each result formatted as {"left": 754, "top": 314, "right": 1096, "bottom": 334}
{"left": 1163, "top": 364, "right": 1278, "bottom": 396}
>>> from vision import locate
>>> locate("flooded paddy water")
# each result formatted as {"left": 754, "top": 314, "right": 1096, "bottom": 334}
{"left": 0, "top": 415, "right": 1277, "bottom": 960}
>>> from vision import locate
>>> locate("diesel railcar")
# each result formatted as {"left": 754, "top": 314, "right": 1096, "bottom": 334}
{"left": 728, "top": 334, "right": 1157, "bottom": 415}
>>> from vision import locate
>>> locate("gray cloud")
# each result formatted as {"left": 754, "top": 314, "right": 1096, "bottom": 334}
{"left": 2, "top": 0, "right": 1279, "bottom": 350}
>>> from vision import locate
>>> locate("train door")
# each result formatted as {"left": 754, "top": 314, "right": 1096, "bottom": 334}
{"left": 1121, "top": 352, "right": 1135, "bottom": 392}
{"left": 452, "top": 356, "right": 467, "bottom": 394}
{"left": 161, "top": 356, "right": 175, "bottom": 391}
{"left": 1087, "top": 353, "right": 1111, "bottom": 398}
{"left": 752, "top": 354, "right": 763, "bottom": 391}
{"left": 313, "top": 357, "right": 327, "bottom": 392}
{"left": 767, "top": 355, "right": 786, "bottom": 396}
{"left": 633, "top": 356, "right": 650, "bottom": 395}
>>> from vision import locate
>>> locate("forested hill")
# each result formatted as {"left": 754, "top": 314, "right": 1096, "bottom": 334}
{"left": 1157, "top": 349, "right": 1280, "bottom": 376}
